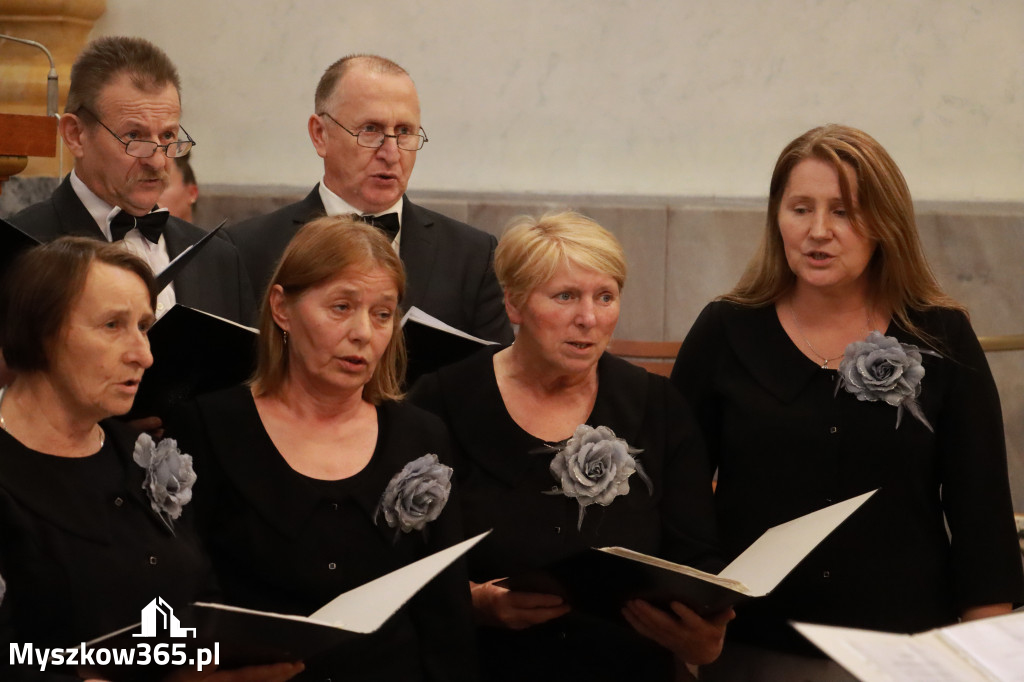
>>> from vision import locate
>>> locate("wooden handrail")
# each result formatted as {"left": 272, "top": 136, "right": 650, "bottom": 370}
{"left": 979, "top": 335, "right": 1024, "bottom": 353}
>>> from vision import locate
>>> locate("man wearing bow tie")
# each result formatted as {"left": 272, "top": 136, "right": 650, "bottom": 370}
{"left": 227, "top": 55, "right": 513, "bottom": 343}
{"left": 10, "top": 36, "right": 255, "bottom": 325}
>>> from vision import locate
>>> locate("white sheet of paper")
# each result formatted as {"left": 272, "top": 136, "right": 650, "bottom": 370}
{"left": 718, "top": 490, "right": 876, "bottom": 596}
{"left": 310, "top": 531, "right": 489, "bottom": 632}
{"left": 400, "top": 306, "right": 498, "bottom": 346}
{"left": 939, "top": 611, "right": 1024, "bottom": 681}
{"left": 792, "top": 622, "right": 984, "bottom": 682}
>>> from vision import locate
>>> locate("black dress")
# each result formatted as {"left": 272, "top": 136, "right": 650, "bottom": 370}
{"left": 410, "top": 347, "right": 721, "bottom": 682}
{"left": 671, "top": 301, "right": 1024, "bottom": 655}
{"left": 0, "top": 418, "right": 214, "bottom": 680}
{"left": 166, "top": 385, "right": 477, "bottom": 682}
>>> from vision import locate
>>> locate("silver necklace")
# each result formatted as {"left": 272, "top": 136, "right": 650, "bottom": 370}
{"left": 0, "top": 386, "right": 105, "bottom": 447}
{"left": 789, "top": 303, "right": 872, "bottom": 370}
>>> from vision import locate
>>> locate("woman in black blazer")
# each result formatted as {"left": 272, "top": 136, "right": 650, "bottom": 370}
{"left": 0, "top": 238, "right": 300, "bottom": 682}
{"left": 671, "top": 125, "right": 1024, "bottom": 681}
{"left": 168, "top": 217, "right": 476, "bottom": 682}
{"left": 411, "top": 211, "right": 730, "bottom": 682}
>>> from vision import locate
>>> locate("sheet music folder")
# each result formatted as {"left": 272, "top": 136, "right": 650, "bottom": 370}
{"left": 500, "top": 491, "right": 876, "bottom": 617}
{"left": 79, "top": 532, "right": 488, "bottom": 678}
{"left": 400, "top": 306, "right": 498, "bottom": 385}
{"left": 125, "top": 304, "right": 258, "bottom": 420}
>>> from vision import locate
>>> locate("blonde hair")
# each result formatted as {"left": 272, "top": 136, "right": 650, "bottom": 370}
{"left": 252, "top": 216, "right": 406, "bottom": 403}
{"left": 724, "top": 124, "right": 963, "bottom": 340}
{"left": 495, "top": 211, "right": 627, "bottom": 309}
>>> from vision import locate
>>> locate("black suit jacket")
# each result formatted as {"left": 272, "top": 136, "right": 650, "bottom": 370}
{"left": 9, "top": 175, "right": 256, "bottom": 325}
{"left": 226, "top": 186, "right": 513, "bottom": 343}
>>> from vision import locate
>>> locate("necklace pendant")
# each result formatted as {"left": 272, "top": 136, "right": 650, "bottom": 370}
{"left": 821, "top": 361, "right": 829, "bottom": 369}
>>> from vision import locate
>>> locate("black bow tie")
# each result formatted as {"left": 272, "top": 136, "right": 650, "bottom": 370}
{"left": 110, "top": 208, "right": 169, "bottom": 243}
{"left": 358, "top": 212, "right": 400, "bottom": 241}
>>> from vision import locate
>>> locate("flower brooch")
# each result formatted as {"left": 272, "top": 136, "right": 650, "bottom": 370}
{"left": 835, "top": 331, "right": 939, "bottom": 431}
{"left": 133, "top": 433, "right": 197, "bottom": 533}
{"left": 542, "top": 424, "right": 652, "bottom": 530}
{"left": 376, "top": 453, "right": 453, "bottom": 539}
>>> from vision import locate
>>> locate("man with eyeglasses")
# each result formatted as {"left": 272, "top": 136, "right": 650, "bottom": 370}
{"left": 227, "top": 54, "right": 512, "bottom": 344}
{"left": 10, "top": 36, "right": 255, "bottom": 326}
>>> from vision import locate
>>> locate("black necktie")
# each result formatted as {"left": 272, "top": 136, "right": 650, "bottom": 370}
{"left": 110, "top": 208, "right": 169, "bottom": 243}
{"left": 358, "top": 212, "right": 400, "bottom": 241}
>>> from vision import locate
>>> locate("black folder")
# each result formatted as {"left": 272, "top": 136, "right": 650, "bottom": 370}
{"left": 126, "top": 304, "right": 257, "bottom": 420}
{"left": 401, "top": 306, "right": 498, "bottom": 385}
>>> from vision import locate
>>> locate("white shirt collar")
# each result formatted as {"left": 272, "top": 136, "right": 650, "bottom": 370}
{"left": 69, "top": 169, "right": 119, "bottom": 240}
{"left": 317, "top": 178, "right": 403, "bottom": 226}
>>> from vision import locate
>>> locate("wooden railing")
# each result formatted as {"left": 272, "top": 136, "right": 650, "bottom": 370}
{"left": 610, "top": 334, "right": 1024, "bottom": 378}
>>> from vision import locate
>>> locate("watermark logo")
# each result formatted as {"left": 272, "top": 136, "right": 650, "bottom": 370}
{"left": 10, "top": 597, "right": 219, "bottom": 673}
{"left": 134, "top": 597, "right": 196, "bottom": 638}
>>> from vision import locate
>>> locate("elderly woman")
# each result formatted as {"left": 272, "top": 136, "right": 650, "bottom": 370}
{"left": 166, "top": 216, "right": 475, "bottom": 682}
{"left": 410, "top": 211, "right": 729, "bottom": 682}
{"left": 0, "top": 238, "right": 301, "bottom": 682}
{"left": 671, "top": 124, "right": 1024, "bottom": 680}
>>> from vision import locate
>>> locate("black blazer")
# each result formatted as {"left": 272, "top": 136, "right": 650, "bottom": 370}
{"left": 9, "top": 175, "right": 256, "bottom": 325}
{"left": 225, "top": 186, "right": 513, "bottom": 344}
{"left": 0, "top": 419, "right": 214, "bottom": 674}
{"left": 410, "top": 348, "right": 721, "bottom": 682}
{"left": 166, "top": 387, "right": 478, "bottom": 682}
{"left": 671, "top": 301, "right": 1024, "bottom": 654}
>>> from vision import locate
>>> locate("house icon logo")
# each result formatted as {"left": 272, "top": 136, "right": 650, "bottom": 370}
{"left": 133, "top": 597, "right": 196, "bottom": 638}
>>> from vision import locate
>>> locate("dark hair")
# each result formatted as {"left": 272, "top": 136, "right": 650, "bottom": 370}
{"left": 0, "top": 237, "right": 157, "bottom": 373}
{"left": 314, "top": 54, "right": 409, "bottom": 113}
{"left": 174, "top": 153, "right": 196, "bottom": 186}
{"left": 253, "top": 216, "right": 407, "bottom": 404}
{"left": 66, "top": 36, "right": 181, "bottom": 116}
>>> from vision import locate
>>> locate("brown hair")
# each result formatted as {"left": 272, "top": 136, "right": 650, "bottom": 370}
{"left": 314, "top": 54, "right": 410, "bottom": 113}
{"left": 495, "top": 211, "right": 627, "bottom": 309}
{"left": 66, "top": 36, "right": 181, "bottom": 116}
{"left": 0, "top": 237, "right": 157, "bottom": 373}
{"left": 252, "top": 216, "right": 406, "bottom": 403}
{"left": 724, "top": 124, "right": 963, "bottom": 339}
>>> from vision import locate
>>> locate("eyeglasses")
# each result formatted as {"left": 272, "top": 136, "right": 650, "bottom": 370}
{"left": 318, "top": 112, "right": 428, "bottom": 151}
{"left": 76, "top": 107, "right": 196, "bottom": 159}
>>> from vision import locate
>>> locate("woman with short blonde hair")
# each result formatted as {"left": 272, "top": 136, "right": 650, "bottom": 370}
{"left": 413, "top": 210, "right": 728, "bottom": 681}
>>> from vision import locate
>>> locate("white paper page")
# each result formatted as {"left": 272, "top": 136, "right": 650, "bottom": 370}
{"left": 793, "top": 622, "right": 985, "bottom": 682}
{"left": 310, "top": 531, "right": 489, "bottom": 632}
{"left": 718, "top": 490, "right": 876, "bottom": 596}
{"left": 939, "top": 611, "right": 1024, "bottom": 681}
{"left": 400, "top": 306, "right": 498, "bottom": 345}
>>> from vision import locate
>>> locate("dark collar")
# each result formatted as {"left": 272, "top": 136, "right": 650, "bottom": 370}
{"left": 201, "top": 387, "right": 397, "bottom": 542}
{"left": 436, "top": 348, "right": 650, "bottom": 487}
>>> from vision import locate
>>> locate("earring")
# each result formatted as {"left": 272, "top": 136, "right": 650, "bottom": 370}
{"left": 283, "top": 330, "right": 289, "bottom": 346}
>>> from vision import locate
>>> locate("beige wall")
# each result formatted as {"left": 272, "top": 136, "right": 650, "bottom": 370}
{"left": 91, "top": 0, "right": 1024, "bottom": 201}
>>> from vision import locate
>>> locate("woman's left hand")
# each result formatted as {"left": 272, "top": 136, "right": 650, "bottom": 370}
{"left": 622, "top": 599, "right": 734, "bottom": 665}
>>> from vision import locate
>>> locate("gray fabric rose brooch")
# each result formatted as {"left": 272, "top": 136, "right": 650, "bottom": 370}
{"left": 133, "top": 433, "right": 197, "bottom": 533}
{"left": 835, "top": 331, "right": 939, "bottom": 431}
{"left": 0, "top": 571, "right": 5, "bottom": 607}
{"left": 542, "top": 424, "right": 653, "bottom": 530}
{"left": 376, "top": 453, "right": 452, "bottom": 540}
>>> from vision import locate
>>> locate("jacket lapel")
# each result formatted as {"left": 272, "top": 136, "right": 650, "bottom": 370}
{"left": 399, "top": 199, "right": 439, "bottom": 313}
{"left": 52, "top": 175, "right": 106, "bottom": 241}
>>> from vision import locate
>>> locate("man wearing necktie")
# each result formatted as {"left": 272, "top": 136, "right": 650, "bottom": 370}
{"left": 10, "top": 36, "right": 255, "bottom": 326}
{"left": 227, "top": 55, "right": 513, "bottom": 345}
